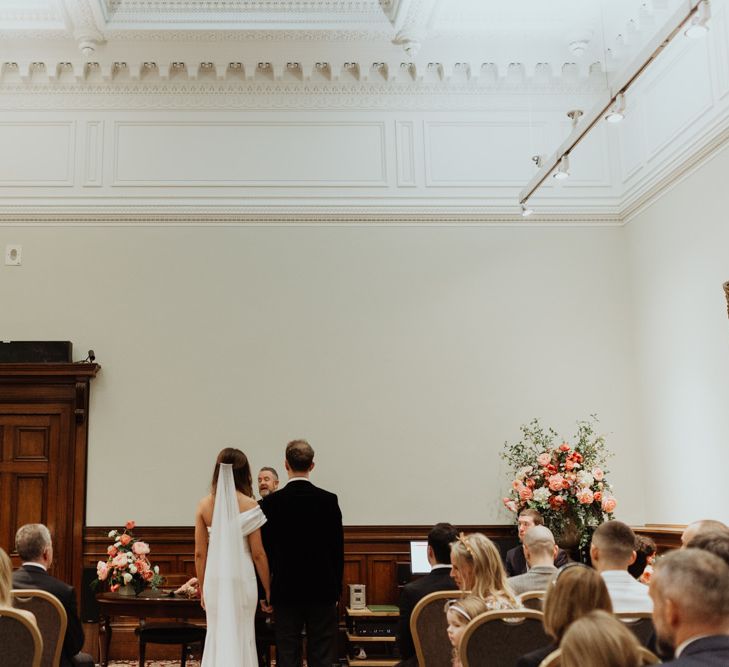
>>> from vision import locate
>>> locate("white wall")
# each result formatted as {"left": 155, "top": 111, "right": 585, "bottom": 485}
{"left": 626, "top": 144, "right": 729, "bottom": 525}
{"left": 0, "top": 223, "right": 644, "bottom": 526}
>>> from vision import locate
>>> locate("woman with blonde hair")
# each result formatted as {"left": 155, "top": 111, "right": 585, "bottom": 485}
{"left": 0, "top": 547, "right": 36, "bottom": 625}
{"left": 449, "top": 533, "right": 519, "bottom": 610}
{"left": 444, "top": 596, "right": 489, "bottom": 667}
{"left": 561, "top": 609, "right": 643, "bottom": 667}
{"left": 516, "top": 563, "right": 612, "bottom": 667}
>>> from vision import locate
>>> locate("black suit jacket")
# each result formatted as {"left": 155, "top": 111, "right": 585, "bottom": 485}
{"left": 12, "top": 564, "right": 85, "bottom": 667}
{"left": 505, "top": 545, "right": 569, "bottom": 577}
{"left": 667, "top": 635, "right": 729, "bottom": 666}
{"left": 516, "top": 642, "right": 557, "bottom": 667}
{"left": 397, "top": 566, "right": 458, "bottom": 661}
{"left": 260, "top": 479, "right": 343, "bottom": 605}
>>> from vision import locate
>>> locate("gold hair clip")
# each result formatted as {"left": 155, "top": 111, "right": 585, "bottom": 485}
{"left": 457, "top": 533, "right": 476, "bottom": 559}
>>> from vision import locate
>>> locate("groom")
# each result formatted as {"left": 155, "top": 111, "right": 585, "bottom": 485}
{"left": 260, "top": 439, "right": 344, "bottom": 667}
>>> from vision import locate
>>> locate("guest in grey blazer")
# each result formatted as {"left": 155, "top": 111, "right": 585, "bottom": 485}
{"left": 650, "top": 548, "right": 729, "bottom": 666}
{"left": 507, "top": 525, "right": 558, "bottom": 596}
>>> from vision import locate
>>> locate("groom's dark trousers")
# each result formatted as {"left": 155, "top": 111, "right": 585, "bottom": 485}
{"left": 261, "top": 478, "right": 344, "bottom": 667}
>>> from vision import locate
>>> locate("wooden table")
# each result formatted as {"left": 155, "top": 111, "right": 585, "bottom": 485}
{"left": 97, "top": 590, "right": 206, "bottom": 666}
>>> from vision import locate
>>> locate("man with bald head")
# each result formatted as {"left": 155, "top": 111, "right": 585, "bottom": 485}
{"left": 681, "top": 519, "right": 729, "bottom": 547}
{"left": 507, "top": 525, "right": 559, "bottom": 595}
{"left": 650, "top": 549, "right": 729, "bottom": 664}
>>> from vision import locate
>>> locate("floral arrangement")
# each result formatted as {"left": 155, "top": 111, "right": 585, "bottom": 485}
{"left": 501, "top": 416, "right": 617, "bottom": 547}
{"left": 174, "top": 577, "right": 201, "bottom": 599}
{"left": 93, "top": 521, "right": 163, "bottom": 595}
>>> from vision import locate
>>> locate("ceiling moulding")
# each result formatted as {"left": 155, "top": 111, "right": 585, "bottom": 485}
{"left": 0, "top": 209, "right": 623, "bottom": 226}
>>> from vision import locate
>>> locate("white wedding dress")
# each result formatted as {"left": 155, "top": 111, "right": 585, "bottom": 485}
{"left": 202, "top": 464, "right": 267, "bottom": 667}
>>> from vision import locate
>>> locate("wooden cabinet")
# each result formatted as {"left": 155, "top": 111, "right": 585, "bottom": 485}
{"left": 0, "top": 363, "right": 99, "bottom": 594}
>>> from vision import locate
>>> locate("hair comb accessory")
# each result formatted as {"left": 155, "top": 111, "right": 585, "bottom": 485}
{"left": 457, "top": 533, "right": 476, "bottom": 559}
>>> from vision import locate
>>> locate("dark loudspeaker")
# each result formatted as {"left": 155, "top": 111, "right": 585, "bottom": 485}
{"left": 396, "top": 562, "right": 411, "bottom": 586}
{"left": 81, "top": 567, "right": 100, "bottom": 622}
{"left": 0, "top": 341, "right": 72, "bottom": 363}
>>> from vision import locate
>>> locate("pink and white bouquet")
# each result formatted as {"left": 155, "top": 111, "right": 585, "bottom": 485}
{"left": 501, "top": 416, "right": 617, "bottom": 547}
{"left": 92, "top": 520, "right": 163, "bottom": 594}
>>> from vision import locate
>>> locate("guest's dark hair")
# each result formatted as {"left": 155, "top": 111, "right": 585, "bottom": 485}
{"left": 628, "top": 535, "right": 657, "bottom": 579}
{"left": 259, "top": 466, "right": 279, "bottom": 480}
{"left": 687, "top": 530, "right": 729, "bottom": 568}
{"left": 15, "top": 524, "right": 52, "bottom": 562}
{"left": 592, "top": 521, "right": 636, "bottom": 564}
{"left": 286, "top": 439, "right": 315, "bottom": 472}
{"left": 519, "top": 509, "right": 544, "bottom": 526}
{"left": 211, "top": 447, "right": 253, "bottom": 498}
{"left": 428, "top": 523, "right": 459, "bottom": 564}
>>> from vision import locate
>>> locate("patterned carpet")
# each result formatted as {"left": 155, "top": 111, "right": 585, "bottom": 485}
{"left": 108, "top": 662, "right": 201, "bottom": 666}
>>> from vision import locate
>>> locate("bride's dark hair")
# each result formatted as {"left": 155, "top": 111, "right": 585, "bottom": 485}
{"left": 211, "top": 447, "right": 253, "bottom": 498}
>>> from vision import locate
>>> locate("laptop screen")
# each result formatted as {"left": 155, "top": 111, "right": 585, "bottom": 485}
{"left": 410, "top": 540, "right": 431, "bottom": 574}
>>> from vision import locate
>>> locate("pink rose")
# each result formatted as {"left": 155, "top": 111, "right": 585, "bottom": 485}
{"left": 564, "top": 460, "right": 575, "bottom": 471}
{"left": 107, "top": 545, "right": 118, "bottom": 557}
{"left": 142, "top": 570, "right": 154, "bottom": 581}
{"left": 537, "top": 453, "right": 551, "bottom": 467}
{"left": 502, "top": 497, "right": 518, "bottom": 513}
{"left": 593, "top": 491, "right": 603, "bottom": 503}
{"left": 559, "top": 443, "right": 570, "bottom": 452}
{"left": 592, "top": 468, "right": 605, "bottom": 481}
{"left": 97, "top": 561, "right": 109, "bottom": 581}
{"left": 111, "top": 553, "right": 128, "bottom": 569}
{"left": 576, "top": 488, "right": 594, "bottom": 504}
{"left": 132, "top": 541, "right": 150, "bottom": 556}
{"left": 119, "top": 534, "right": 132, "bottom": 546}
{"left": 519, "top": 486, "right": 533, "bottom": 501}
{"left": 602, "top": 496, "right": 617, "bottom": 513}
{"left": 548, "top": 474, "right": 565, "bottom": 491}
{"left": 125, "top": 520, "right": 136, "bottom": 530}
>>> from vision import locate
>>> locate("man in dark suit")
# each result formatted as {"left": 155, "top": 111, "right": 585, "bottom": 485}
{"left": 505, "top": 509, "right": 568, "bottom": 576}
{"left": 260, "top": 439, "right": 343, "bottom": 667}
{"left": 12, "top": 523, "right": 94, "bottom": 667}
{"left": 649, "top": 548, "right": 729, "bottom": 665}
{"left": 396, "top": 522, "right": 459, "bottom": 666}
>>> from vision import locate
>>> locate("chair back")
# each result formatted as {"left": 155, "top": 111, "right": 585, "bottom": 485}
{"left": 0, "top": 607, "right": 43, "bottom": 667}
{"left": 12, "top": 590, "right": 67, "bottom": 667}
{"left": 460, "top": 609, "right": 548, "bottom": 667}
{"left": 519, "top": 590, "right": 545, "bottom": 611}
{"left": 535, "top": 646, "right": 660, "bottom": 667}
{"left": 411, "top": 590, "right": 466, "bottom": 667}
{"left": 615, "top": 612, "right": 655, "bottom": 645}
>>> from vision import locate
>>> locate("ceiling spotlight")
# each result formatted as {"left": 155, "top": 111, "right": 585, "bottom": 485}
{"left": 520, "top": 203, "right": 534, "bottom": 217}
{"left": 685, "top": 0, "right": 711, "bottom": 38}
{"left": 553, "top": 155, "right": 570, "bottom": 180}
{"left": 567, "top": 109, "right": 584, "bottom": 127}
{"left": 605, "top": 93, "right": 626, "bottom": 123}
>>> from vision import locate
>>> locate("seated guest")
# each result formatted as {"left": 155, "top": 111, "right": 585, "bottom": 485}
{"left": 680, "top": 519, "right": 729, "bottom": 547}
{"left": 12, "top": 524, "right": 94, "bottom": 667}
{"left": 507, "top": 525, "right": 558, "bottom": 596}
{"left": 686, "top": 530, "right": 729, "bottom": 567}
{"left": 0, "top": 547, "right": 37, "bottom": 626}
{"left": 505, "top": 509, "right": 569, "bottom": 577}
{"left": 650, "top": 549, "right": 729, "bottom": 665}
{"left": 560, "top": 610, "right": 643, "bottom": 667}
{"left": 444, "top": 596, "right": 488, "bottom": 667}
{"left": 590, "top": 520, "right": 652, "bottom": 613}
{"left": 628, "top": 535, "right": 657, "bottom": 584}
{"left": 396, "top": 522, "right": 459, "bottom": 666}
{"left": 517, "top": 563, "right": 613, "bottom": 667}
{"left": 450, "top": 533, "right": 519, "bottom": 610}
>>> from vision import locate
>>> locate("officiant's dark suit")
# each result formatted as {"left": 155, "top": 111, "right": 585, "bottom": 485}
{"left": 260, "top": 439, "right": 344, "bottom": 667}
{"left": 13, "top": 563, "right": 87, "bottom": 667}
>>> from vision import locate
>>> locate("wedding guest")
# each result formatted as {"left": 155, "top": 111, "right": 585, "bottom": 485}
{"left": 650, "top": 549, "right": 729, "bottom": 665}
{"left": 257, "top": 467, "right": 280, "bottom": 499}
{"left": 560, "top": 610, "right": 643, "bottom": 667}
{"left": 686, "top": 530, "right": 729, "bottom": 567}
{"left": 397, "top": 522, "right": 459, "bottom": 666}
{"left": 12, "top": 523, "right": 94, "bottom": 667}
{"left": 590, "top": 520, "right": 652, "bottom": 613}
{"left": 507, "top": 525, "right": 558, "bottom": 595}
{"left": 681, "top": 519, "right": 729, "bottom": 547}
{"left": 450, "top": 533, "right": 519, "bottom": 610}
{"left": 517, "top": 563, "right": 613, "bottom": 667}
{"left": 0, "top": 547, "right": 36, "bottom": 625}
{"left": 628, "top": 535, "right": 657, "bottom": 584}
{"left": 444, "top": 596, "right": 488, "bottom": 667}
{"left": 504, "top": 509, "right": 569, "bottom": 577}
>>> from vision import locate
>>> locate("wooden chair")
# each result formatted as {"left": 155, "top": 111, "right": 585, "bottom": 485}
{"left": 537, "top": 646, "right": 661, "bottom": 666}
{"left": 12, "top": 589, "right": 67, "bottom": 667}
{"left": 615, "top": 611, "right": 656, "bottom": 645}
{"left": 411, "top": 590, "right": 466, "bottom": 667}
{"left": 519, "top": 590, "right": 545, "bottom": 610}
{"left": 460, "top": 609, "right": 548, "bottom": 667}
{"left": 135, "top": 621, "right": 206, "bottom": 667}
{"left": 0, "top": 607, "right": 43, "bottom": 667}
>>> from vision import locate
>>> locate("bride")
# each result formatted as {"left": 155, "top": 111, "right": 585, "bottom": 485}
{"left": 195, "top": 448, "right": 272, "bottom": 666}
